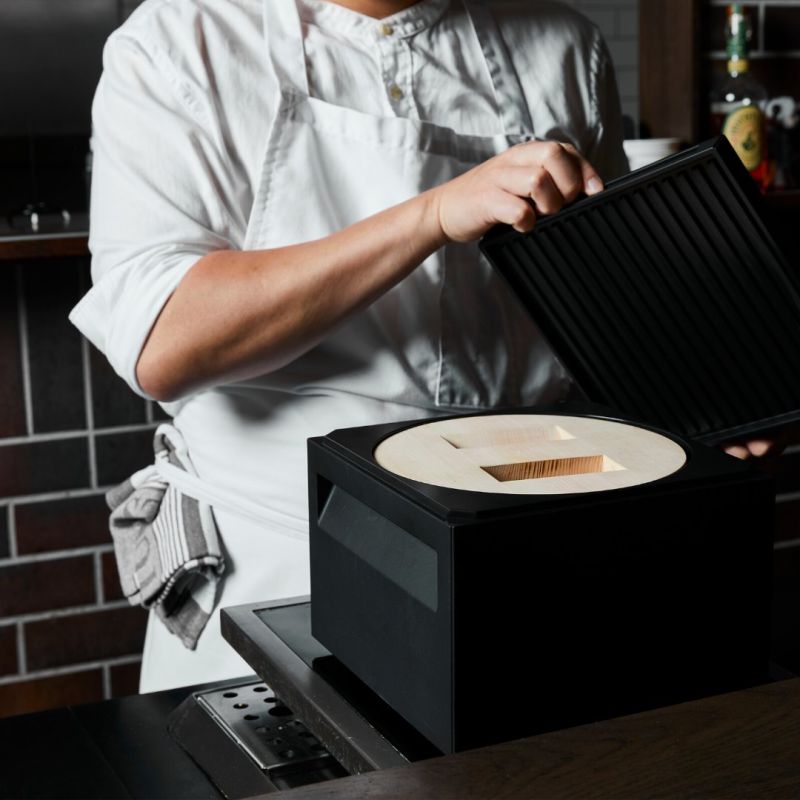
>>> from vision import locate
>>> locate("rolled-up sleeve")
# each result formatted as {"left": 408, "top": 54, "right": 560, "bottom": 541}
{"left": 70, "top": 31, "right": 246, "bottom": 398}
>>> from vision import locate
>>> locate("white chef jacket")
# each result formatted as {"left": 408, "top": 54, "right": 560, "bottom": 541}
{"left": 70, "top": 0, "right": 628, "bottom": 691}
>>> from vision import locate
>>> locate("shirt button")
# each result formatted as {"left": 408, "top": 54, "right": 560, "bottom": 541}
{"left": 389, "top": 84, "right": 404, "bottom": 100}
{"left": 378, "top": 22, "right": 393, "bottom": 36}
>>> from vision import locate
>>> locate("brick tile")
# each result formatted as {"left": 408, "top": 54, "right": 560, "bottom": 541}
{"left": 0, "top": 625, "right": 18, "bottom": 676}
{"left": 110, "top": 661, "right": 141, "bottom": 698}
{"left": 26, "top": 606, "right": 147, "bottom": 671}
{"left": 607, "top": 38, "right": 636, "bottom": 68}
{"left": 617, "top": 7, "right": 637, "bottom": 38}
{"left": 95, "top": 428, "right": 155, "bottom": 487}
{"left": 0, "top": 669, "right": 103, "bottom": 719}
{"left": 0, "top": 555, "right": 95, "bottom": 616}
{"left": 22, "top": 259, "right": 87, "bottom": 433}
{"left": 0, "top": 268, "right": 26, "bottom": 439}
{"left": 615, "top": 67, "right": 639, "bottom": 104}
{"left": 102, "top": 551, "right": 124, "bottom": 602}
{"left": 15, "top": 494, "right": 110, "bottom": 555}
{"left": 579, "top": 8, "right": 616, "bottom": 39}
{"left": 0, "top": 507, "right": 9, "bottom": 559}
{"left": 0, "top": 436, "right": 90, "bottom": 499}
{"left": 90, "top": 344, "right": 147, "bottom": 428}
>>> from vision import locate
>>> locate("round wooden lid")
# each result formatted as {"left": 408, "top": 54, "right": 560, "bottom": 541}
{"left": 373, "top": 415, "right": 688, "bottom": 495}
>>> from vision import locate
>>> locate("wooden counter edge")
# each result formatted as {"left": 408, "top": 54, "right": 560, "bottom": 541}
{"left": 264, "top": 678, "right": 800, "bottom": 799}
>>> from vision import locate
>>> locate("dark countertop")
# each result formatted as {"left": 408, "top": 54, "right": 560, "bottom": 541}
{"left": 273, "top": 678, "right": 800, "bottom": 800}
{"left": 0, "top": 679, "right": 228, "bottom": 800}
{"left": 3, "top": 674, "right": 800, "bottom": 799}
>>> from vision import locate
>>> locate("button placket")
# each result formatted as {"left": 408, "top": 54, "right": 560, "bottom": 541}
{"left": 376, "top": 23, "right": 412, "bottom": 115}
{"left": 399, "top": 39, "right": 421, "bottom": 119}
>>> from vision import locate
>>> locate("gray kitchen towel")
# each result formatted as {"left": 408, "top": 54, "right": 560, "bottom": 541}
{"left": 106, "top": 424, "right": 225, "bottom": 649}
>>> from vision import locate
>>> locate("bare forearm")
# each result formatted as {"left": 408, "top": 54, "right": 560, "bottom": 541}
{"left": 136, "top": 189, "right": 448, "bottom": 401}
{"left": 136, "top": 140, "right": 605, "bottom": 401}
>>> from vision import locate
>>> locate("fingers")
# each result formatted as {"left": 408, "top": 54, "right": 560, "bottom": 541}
{"left": 721, "top": 437, "right": 785, "bottom": 460}
{"left": 746, "top": 439, "right": 775, "bottom": 458}
{"left": 723, "top": 444, "right": 751, "bottom": 460}
{"left": 441, "top": 140, "right": 602, "bottom": 242}
{"left": 492, "top": 166, "right": 566, "bottom": 215}
{"left": 484, "top": 187, "right": 537, "bottom": 234}
{"left": 560, "top": 142, "right": 605, "bottom": 197}
{"left": 505, "top": 140, "right": 604, "bottom": 201}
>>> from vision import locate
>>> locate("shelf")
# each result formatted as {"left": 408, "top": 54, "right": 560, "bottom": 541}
{"left": 0, "top": 233, "right": 89, "bottom": 262}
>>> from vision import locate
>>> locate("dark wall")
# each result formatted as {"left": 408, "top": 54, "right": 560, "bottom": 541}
{"left": 0, "top": 0, "right": 146, "bottom": 216}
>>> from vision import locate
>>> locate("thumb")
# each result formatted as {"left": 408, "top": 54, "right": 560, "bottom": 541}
{"left": 581, "top": 161, "right": 604, "bottom": 196}
{"left": 562, "top": 143, "right": 604, "bottom": 196}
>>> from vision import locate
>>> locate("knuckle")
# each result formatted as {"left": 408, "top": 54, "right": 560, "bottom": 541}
{"left": 513, "top": 207, "right": 533, "bottom": 229}
{"left": 540, "top": 198, "right": 561, "bottom": 215}
{"left": 528, "top": 167, "right": 548, "bottom": 194}
{"left": 505, "top": 142, "right": 526, "bottom": 161}
{"left": 563, "top": 177, "right": 583, "bottom": 199}
{"left": 540, "top": 141, "right": 563, "bottom": 161}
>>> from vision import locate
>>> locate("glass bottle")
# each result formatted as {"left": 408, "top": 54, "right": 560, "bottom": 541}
{"left": 709, "top": 4, "right": 771, "bottom": 191}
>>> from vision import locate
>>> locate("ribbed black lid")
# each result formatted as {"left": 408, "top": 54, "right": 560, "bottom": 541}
{"left": 480, "top": 136, "right": 800, "bottom": 443}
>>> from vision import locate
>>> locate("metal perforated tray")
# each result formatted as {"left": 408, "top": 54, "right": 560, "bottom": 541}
{"left": 195, "top": 680, "right": 336, "bottom": 778}
{"left": 480, "top": 136, "right": 800, "bottom": 443}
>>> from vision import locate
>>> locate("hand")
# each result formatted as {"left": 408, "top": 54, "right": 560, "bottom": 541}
{"left": 722, "top": 438, "right": 786, "bottom": 461}
{"left": 430, "top": 140, "right": 604, "bottom": 244}
{"left": 720, "top": 425, "right": 800, "bottom": 461}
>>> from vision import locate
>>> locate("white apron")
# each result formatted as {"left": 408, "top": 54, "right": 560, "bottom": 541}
{"left": 139, "top": 0, "right": 569, "bottom": 692}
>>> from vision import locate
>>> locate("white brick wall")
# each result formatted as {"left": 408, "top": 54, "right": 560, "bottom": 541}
{"left": 560, "top": 0, "right": 639, "bottom": 130}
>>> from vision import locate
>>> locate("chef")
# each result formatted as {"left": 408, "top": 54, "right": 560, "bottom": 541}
{"left": 69, "top": 0, "right": 778, "bottom": 693}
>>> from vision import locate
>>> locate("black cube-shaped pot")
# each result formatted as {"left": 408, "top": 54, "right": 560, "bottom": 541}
{"left": 308, "top": 407, "right": 774, "bottom": 754}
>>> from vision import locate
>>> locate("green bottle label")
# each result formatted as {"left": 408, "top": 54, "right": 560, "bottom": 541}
{"left": 723, "top": 106, "right": 763, "bottom": 170}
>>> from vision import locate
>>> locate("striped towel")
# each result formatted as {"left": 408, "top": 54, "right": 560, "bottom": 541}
{"left": 106, "top": 424, "right": 225, "bottom": 649}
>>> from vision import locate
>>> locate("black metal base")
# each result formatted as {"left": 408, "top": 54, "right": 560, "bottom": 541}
{"left": 221, "top": 597, "right": 442, "bottom": 774}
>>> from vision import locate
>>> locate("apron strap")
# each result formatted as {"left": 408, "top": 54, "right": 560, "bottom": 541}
{"left": 263, "top": 0, "right": 534, "bottom": 138}
{"left": 263, "top": 0, "right": 311, "bottom": 97}
{"left": 157, "top": 461, "right": 310, "bottom": 540}
{"left": 464, "top": 0, "right": 535, "bottom": 137}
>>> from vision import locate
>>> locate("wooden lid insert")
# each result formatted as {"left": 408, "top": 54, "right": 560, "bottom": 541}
{"left": 373, "top": 415, "right": 688, "bottom": 495}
